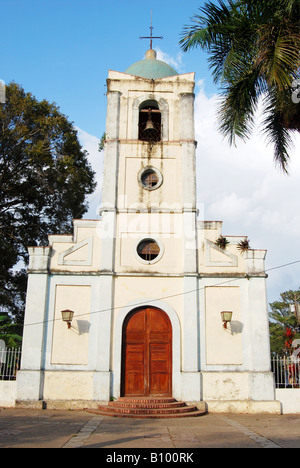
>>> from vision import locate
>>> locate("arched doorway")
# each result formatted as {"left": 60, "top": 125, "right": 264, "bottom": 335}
{"left": 121, "top": 307, "right": 172, "bottom": 397}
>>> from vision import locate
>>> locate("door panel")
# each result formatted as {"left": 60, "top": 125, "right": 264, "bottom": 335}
{"left": 149, "top": 343, "right": 170, "bottom": 395}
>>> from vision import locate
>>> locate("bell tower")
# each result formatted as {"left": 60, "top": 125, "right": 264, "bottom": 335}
{"left": 101, "top": 48, "right": 198, "bottom": 270}
{"left": 100, "top": 46, "right": 201, "bottom": 399}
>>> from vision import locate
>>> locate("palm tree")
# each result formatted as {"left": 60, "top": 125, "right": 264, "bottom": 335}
{"left": 180, "top": 0, "right": 300, "bottom": 172}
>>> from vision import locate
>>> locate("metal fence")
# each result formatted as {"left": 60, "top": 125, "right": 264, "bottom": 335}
{"left": 271, "top": 355, "right": 300, "bottom": 388}
{"left": 1, "top": 349, "right": 300, "bottom": 387}
{"left": 0, "top": 348, "right": 21, "bottom": 381}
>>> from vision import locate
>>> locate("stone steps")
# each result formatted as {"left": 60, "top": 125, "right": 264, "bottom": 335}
{"left": 87, "top": 397, "right": 207, "bottom": 419}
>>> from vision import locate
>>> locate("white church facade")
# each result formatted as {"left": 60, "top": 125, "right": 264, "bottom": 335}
{"left": 17, "top": 47, "right": 280, "bottom": 413}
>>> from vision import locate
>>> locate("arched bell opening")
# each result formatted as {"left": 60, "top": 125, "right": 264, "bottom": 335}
{"left": 138, "top": 100, "right": 161, "bottom": 142}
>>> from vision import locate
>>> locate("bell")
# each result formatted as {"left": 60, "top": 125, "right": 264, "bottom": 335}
{"left": 145, "top": 116, "right": 155, "bottom": 131}
{"left": 145, "top": 110, "right": 155, "bottom": 132}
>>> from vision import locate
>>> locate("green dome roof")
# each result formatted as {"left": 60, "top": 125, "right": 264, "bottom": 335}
{"left": 124, "top": 49, "right": 178, "bottom": 79}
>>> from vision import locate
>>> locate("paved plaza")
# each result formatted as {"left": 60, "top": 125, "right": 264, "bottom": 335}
{"left": 0, "top": 408, "right": 299, "bottom": 450}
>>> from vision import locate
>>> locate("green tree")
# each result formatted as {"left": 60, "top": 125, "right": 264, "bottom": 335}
{"left": 0, "top": 311, "right": 23, "bottom": 348}
{"left": 98, "top": 132, "right": 106, "bottom": 152}
{"left": 180, "top": 0, "right": 300, "bottom": 172}
{"left": 269, "top": 288, "right": 300, "bottom": 355}
{"left": 0, "top": 83, "right": 96, "bottom": 329}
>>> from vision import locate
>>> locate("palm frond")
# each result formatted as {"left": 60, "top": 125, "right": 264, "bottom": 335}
{"left": 180, "top": 1, "right": 258, "bottom": 79}
{"left": 219, "top": 68, "right": 262, "bottom": 144}
{"left": 179, "top": 0, "right": 235, "bottom": 52}
{"left": 180, "top": 0, "right": 300, "bottom": 169}
{"left": 257, "top": 24, "right": 300, "bottom": 90}
{"left": 262, "top": 89, "right": 294, "bottom": 172}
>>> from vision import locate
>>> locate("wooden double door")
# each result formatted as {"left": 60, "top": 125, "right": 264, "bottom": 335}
{"left": 121, "top": 307, "right": 172, "bottom": 397}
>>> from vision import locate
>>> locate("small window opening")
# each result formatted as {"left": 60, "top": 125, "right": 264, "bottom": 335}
{"left": 141, "top": 170, "right": 159, "bottom": 189}
{"left": 138, "top": 166, "right": 163, "bottom": 191}
{"left": 137, "top": 239, "right": 160, "bottom": 262}
{"left": 138, "top": 101, "right": 161, "bottom": 142}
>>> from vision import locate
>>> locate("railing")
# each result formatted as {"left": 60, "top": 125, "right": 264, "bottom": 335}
{"left": 0, "top": 348, "right": 21, "bottom": 381}
{"left": 271, "top": 355, "right": 300, "bottom": 388}
{"left": 1, "top": 349, "right": 299, "bottom": 387}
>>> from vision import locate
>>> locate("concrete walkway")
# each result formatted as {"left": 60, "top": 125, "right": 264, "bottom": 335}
{"left": 0, "top": 408, "right": 299, "bottom": 449}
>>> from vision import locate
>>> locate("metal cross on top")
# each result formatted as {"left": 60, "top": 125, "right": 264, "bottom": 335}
{"left": 140, "top": 11, "right": 163, "bottom": 50}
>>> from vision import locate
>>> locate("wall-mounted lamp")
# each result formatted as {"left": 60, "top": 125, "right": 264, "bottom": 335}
{"left": 221, "top": 311, "right": 233, "bottom": 329}
{"left": 61, "top": 309, "right": 74, "bottom": 329}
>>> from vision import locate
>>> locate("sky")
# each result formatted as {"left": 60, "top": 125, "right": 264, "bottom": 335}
{"left": 1, "top": 0, "right": 300, "bottom": 305}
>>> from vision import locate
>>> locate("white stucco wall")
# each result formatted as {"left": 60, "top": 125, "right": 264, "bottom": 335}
{"left": 0, "top": 381, "right": 17, "bottom": 407}
{"left": 276, "top": 389, "right": 300, "bottom": 414}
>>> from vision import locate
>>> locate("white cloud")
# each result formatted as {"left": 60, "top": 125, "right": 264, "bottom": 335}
{"left": 76, "top": 127, "right": 102, "bottom": 219}
{"left": 194, "top": 83, "right": 300, "bottom": 301}
{"left": 155, "top": 48, "right": 184, "bottom": 73}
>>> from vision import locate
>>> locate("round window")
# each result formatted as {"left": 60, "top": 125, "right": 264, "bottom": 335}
{"left": 136, "top": 238, "right": 163, "bottom": 264}
{"left": 138, "top": 166, "right": 163, "bottom": 191}
{"left": 141, "top": 170, "right": 159, "bottom": 189}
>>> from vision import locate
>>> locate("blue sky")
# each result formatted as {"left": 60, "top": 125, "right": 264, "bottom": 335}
{"left": 1, "top": 0, "right": 300, "bottom": 303}
{"left": 1, "top": 0, "right": 214, "bottom": 136}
